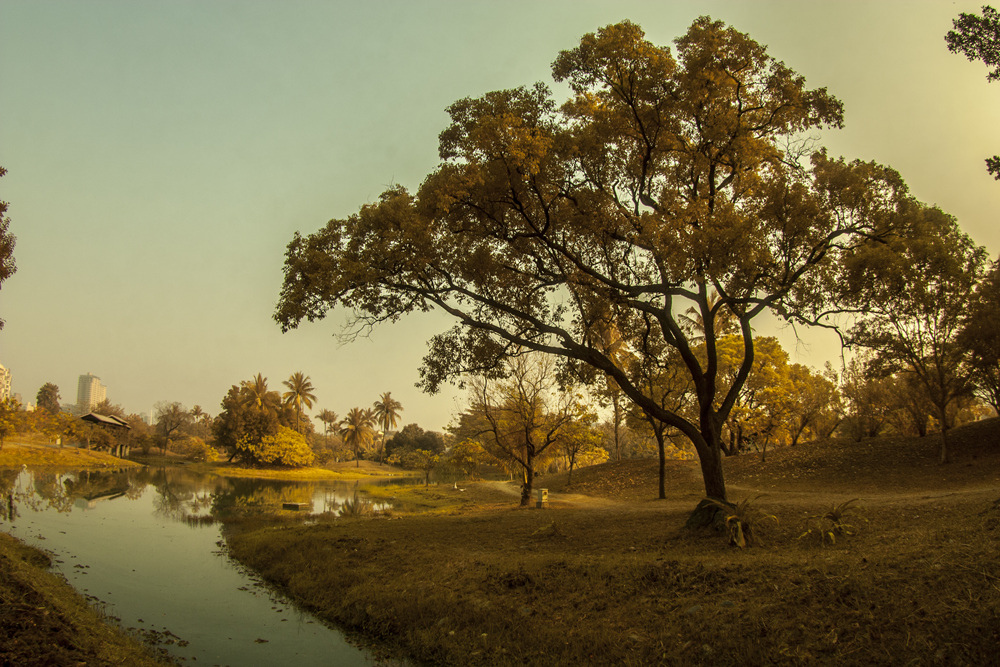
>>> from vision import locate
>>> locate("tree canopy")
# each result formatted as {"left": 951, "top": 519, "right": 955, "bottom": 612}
{"left": 0, "top": 166, "right": 16, "bottom": 330}
{"left": 844, "top": 205, "right": 988, "bottom": 463}
{"left": 36, "top": 383, "right": 61, "bottom": 415}
{"left": 946, "top": 5, "right": 1000, "bottom": 179}
{"left": 277, "top": 18, "right": 926, "bottom": 504}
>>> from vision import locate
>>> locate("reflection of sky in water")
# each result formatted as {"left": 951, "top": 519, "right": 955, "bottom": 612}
{"left": 1, "top": 469, "right": 382, "bottom": 666}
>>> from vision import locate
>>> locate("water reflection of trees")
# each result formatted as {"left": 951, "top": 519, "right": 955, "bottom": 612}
{"left": 1, "top": 466, "right": 362, "bottom": 527}
{"left": 145, "top": 468, "right": 320, "bottom": 526}
{"left": 0, "top": 468, "right": 146, "bottom": 521}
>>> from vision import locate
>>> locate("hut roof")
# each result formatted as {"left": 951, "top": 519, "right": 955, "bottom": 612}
{"left": 81, "top": 412, "right": 131, "bottom": 429}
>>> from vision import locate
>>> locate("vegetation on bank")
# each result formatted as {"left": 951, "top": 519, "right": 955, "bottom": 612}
{"left": 0, "top": 442, "right": 140, "bottom": 470}
{"left": 226, "top": 420, "right": 1000, "bottom": 666}
{"left": 0, "top": 532, "right": 172, "bottom": 666}
{"left": 193, "top": 459, "right": 419, "bottom": 482}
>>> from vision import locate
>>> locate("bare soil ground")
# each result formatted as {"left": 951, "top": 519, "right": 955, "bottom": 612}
{"left": 227, "top": 419, "right": 1000, "bottom": 666}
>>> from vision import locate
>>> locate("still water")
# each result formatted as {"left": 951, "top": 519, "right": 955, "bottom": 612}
{"left": 0, "top": 466, "right": 394, "bottom": 666}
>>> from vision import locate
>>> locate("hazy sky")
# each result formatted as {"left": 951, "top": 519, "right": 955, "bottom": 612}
{"left": 1, "top": 1, "right": 997, "bottom": 431}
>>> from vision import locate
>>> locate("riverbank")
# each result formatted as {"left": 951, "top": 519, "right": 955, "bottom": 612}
{"left": 126, "top": 453, "right": 419, "bottom": 482}
{"left": 0, "top": 441, "right": 140, "bottom": 470}
{"left": 0, "top": 531, "right": 173, "bottom": 666}
{"left": 226, "top": 420, "right": 1000, "bottom": 665}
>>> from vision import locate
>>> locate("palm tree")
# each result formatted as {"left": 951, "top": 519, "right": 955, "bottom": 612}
{"left": 242, "top": 373, "right": 274, "bottom": 410}
{"left": 190, "top": 405, "right": 207, "bottom": 423}
{"left": 282, "top": 371, "right": 317, "bottom": 433}
{"left": 339, "top": 407, "right": 375, "bottom": 468}
{"left": 373, "top": 392, "right": 403, "bottom": 464}
{"left": 316, "top": 409, "right": 339, "bottom": 437}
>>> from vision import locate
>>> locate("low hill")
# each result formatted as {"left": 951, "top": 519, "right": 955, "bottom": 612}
{"left": 544, "top": 417, "right": 1000, "bottom": 501}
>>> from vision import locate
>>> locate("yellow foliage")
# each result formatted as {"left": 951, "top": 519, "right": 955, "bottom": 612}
{"left": 237, "top": 426, "right": 315, "bottom": 467}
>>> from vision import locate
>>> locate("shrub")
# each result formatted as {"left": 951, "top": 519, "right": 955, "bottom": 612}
{"left": 170, "top": 436, "right": 220, "bottom": 463}
{"left": 340, "top": 491, "right": 371, "bottom": 517}
{"left": 238, "top": 426, "right": 315, "bottom": 467}
{"left": 800, "top": 499, "right": 864, "bottom": 545}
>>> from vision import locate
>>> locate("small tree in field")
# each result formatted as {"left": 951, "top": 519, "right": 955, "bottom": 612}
{"left": 155, "top": 401, "right": 191, "bottom": 455}
{"left": 459, "top": 352, "right": 578, "bottom": 506}
{"left": 403, "top": 449, "right": 439, "bottom": 487}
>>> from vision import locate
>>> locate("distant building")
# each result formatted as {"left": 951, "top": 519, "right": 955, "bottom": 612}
{"left": 0, "top": 362, "right": 10, "bottom": 400}
{"left": 77, "top": 373, "right": 107, "bottom": 413}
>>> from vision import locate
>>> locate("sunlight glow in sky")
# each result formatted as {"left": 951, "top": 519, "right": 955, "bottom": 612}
{"left": 1, "top": 1, "right": 997, "bottom": 429}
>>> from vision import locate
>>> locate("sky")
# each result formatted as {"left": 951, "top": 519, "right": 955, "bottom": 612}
{"left": 1, "top": 1, "right": 998, "bottom": 431}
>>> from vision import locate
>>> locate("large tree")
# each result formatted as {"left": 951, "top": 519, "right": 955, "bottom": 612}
{"left": 0, "top": 166, "right": 15, "bottom": 330}
{"left": 214, "top": 379, "right": 281, "bottom": 463}
{"left": 844, "top": 205, "right": 988, "bottom": 463}
{"left": 958, "top": 258, "right": 1000, "bottom": 413}
{"left": 36, "top": 383, "right": 61, "bottom": 415}
{"left": 276, "top": 19, "right": 916, "bottom": 506}
{"left": 946, "top": 5, "right": 1000, "bottom": 179}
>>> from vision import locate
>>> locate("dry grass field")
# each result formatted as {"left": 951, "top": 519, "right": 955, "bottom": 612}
{"left": 227, "top": 419, "right": 1000, "bottom": 665}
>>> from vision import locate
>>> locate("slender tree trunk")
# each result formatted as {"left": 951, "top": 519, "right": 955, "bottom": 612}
{"left": 520, "top": 449, "right": 534, "bottom": 507}
{"left": 937, "top": 403, "right": 951, "bottom": 464}
{"left": 655, "top": 428, "right": 667, "bottom": 500}
{"left": 613, "top": 395, "right": 623, "bottom": 462}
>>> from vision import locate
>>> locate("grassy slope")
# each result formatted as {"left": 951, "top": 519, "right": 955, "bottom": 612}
{"left": 0, "top": 532, "right": 172, "bottom": 666}
{"left": 0, "top": 442, "right": 141, "bottom": 470}
{"left": 227, "top": 419, "right": 1000, "bottom": 665}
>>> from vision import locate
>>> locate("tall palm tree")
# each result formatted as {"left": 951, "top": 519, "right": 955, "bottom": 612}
{"left": 316, "top": 409, "right": 338, "bottom": 437}
{"left": 373, "top": 392, "right": 403, "bottom": 464}
{"left": 339, "top": 407, "right": 375, "bottom": 468}
{"left": 282, "top": 371, "right": 317, "bottom": 433}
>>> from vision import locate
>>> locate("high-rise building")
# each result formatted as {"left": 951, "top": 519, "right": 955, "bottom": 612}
{"left": 0, "top": 362, "right": 10, "bottom": 401}
{"left": 77, "top": 373, "right": 107, "bottom": 414}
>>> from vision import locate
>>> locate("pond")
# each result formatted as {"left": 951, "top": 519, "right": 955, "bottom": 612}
{"left": 0, "top": 466, "right": 399, "bottom": 665}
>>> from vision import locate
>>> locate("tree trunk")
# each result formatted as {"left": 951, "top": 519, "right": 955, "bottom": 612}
{"left": 939, "top": 427, "right": 950, "bottom": 464}
{"left": 655, "top": 428, "right": 667, "bottom": 500}
{"left": 697, "top": 443, "right": 726, "bottom": 502}
{"left": 521, "top": 447, "right": 535, "bottom": 507}
{"left": 520, "top": 468, "right": 533, "bottom": 507}
{"left": 613, "top": 396, "right": 623, "bottom": 462}
{"left": 938, "top": 404, "right": 950, "bottom": 464}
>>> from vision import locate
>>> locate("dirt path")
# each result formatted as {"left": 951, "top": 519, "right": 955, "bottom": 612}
{"left": 479, "top": 480, "right": 641, "bottom": 510}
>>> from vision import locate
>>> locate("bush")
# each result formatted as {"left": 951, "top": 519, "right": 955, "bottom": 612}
{"left": 238, "top": 426, "right": 315, "bottom": 467}
{"left": 800, "top": 499, "right": 864, "bottom": 545}
{"left": 170, "top": 436, "right": 220, "bottom": 463}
